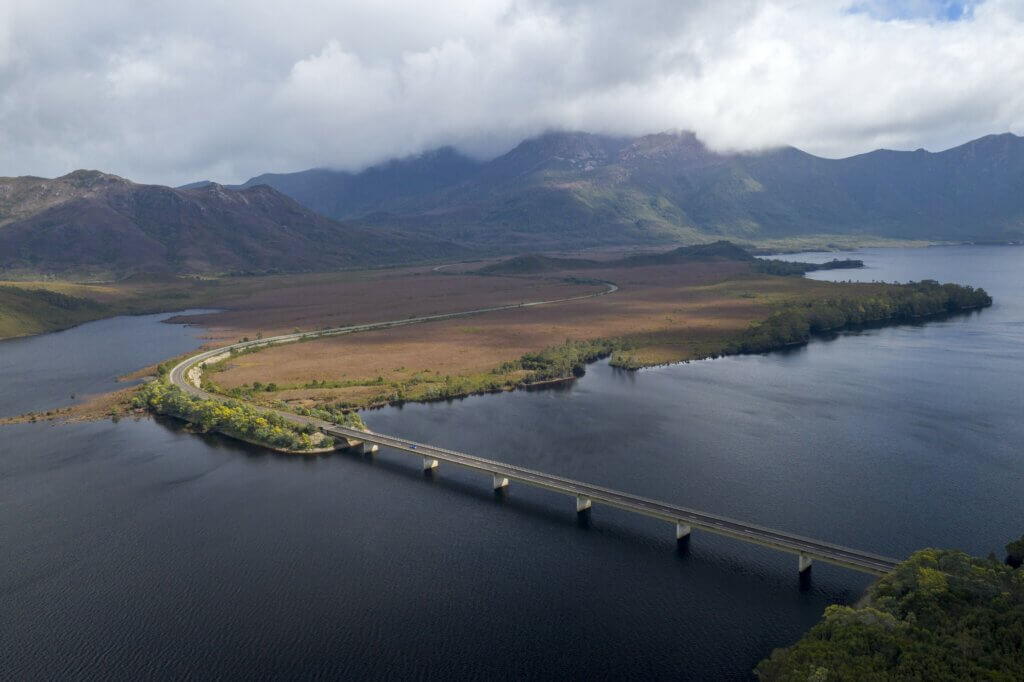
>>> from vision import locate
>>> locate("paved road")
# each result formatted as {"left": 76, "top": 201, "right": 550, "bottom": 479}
{"left": 167, "top": 278, "right": 900, "bottom": 576}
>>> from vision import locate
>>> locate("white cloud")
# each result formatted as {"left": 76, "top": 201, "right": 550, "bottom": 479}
{"left": 0, "top": 0, "right": 1021, "bottom": 185}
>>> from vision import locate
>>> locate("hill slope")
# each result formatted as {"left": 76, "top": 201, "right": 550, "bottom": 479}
{"left": 0, "top": 171, "right": 460, "bottom": 277}
{"left": 235, "top": 131, "right": 1024, "bottom": 248}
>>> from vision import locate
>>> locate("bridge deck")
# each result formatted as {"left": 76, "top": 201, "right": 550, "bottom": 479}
{"left": 325, "top": 425, "right": 900, "bottom": 576}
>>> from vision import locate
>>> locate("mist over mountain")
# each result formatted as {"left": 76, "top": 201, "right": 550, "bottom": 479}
{"left": 0, "top": 171, "right": 459, "bottom": 277}
{"left": 234, "top": 131, "right": 1024, "bottom": 249}
{"left": 6, "top": 130, "right": 1022, "bottom": 279}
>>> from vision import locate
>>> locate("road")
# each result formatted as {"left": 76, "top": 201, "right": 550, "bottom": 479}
{"left": 167, "top": 277, "right": 900, "bottom": 576}
{"left": 169, "top": 279, "right": 617, "bottom": 392}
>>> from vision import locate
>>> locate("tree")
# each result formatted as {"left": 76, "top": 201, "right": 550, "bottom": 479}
{"left": 1007, "top": 535, "right": 1024, "bottom": 568}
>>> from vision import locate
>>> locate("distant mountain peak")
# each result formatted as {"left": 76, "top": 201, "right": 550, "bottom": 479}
{"left": 619, "top": 131, "right": 711, "bottom": 164}
{"left": 58, "top": 169, "right": 130, "bottom": 188}
{"left": 0, "top": 172, "right": 461, "bottom": 277}
{"left": 177, "top": 129, "right": 1024, "bottom": 249}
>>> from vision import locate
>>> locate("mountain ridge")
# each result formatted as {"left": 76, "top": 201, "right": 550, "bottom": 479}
{"left": 228, "top": 130, "right": 1024, "bottom": 248}
{"left": 0, "top": 171, "right": 461, "bottom": 277}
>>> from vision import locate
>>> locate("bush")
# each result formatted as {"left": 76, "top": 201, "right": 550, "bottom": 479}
{"left": 137, "top": 380, "right": 321, "bottom": 451}
{"left": 757, "top": 544, "right": 1024, "bottom": 680}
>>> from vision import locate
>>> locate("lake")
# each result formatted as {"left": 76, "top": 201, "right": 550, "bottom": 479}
{"left": 2, "top": 246, "right": 1021, "bottom": 679}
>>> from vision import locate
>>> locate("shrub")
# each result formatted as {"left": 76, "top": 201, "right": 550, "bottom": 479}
{"left": 137, "top": 381, "right": 321, "bottom": 451}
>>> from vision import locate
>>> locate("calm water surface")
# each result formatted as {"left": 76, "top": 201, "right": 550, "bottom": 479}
{"left": 1, "top": 246, "right": 1022, "bottom": 680}
{"left": 0, "top": 310, "right": 214, "bottom": 417}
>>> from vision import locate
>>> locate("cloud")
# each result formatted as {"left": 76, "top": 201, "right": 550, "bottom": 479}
{"left": 0, "top": 0, "right": 1022, "bottom": 185}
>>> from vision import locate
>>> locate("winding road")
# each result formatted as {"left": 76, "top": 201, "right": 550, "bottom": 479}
{"left": 167, "top": 277, "right": 901, "bottom": 577}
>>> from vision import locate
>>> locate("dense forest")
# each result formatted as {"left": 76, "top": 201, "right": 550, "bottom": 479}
{"left": 756, "top": 537, "right": 1024, "bottom": 680}
{"left": 733, "top": 280, "right": 992, "bottom": 354}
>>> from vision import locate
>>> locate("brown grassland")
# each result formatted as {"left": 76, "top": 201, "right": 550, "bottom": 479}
{"left": 199, "top": 260, "right": 892, "bottom": 412}
{"left": 0, "top": 267, "right": 596, "bottom": 341}
{"left": 2, "top": 256, "right": 936, "bottom": 422}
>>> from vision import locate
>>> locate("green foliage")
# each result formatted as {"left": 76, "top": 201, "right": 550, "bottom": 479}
{"left": 1006, "top": 535, "right": 1024, "bottom": 568}
{"left": 756, "top": 258, "right": 864, "bottom": 276}
{"left": 757, "top": 547, "right": 1024, "bottom": 680}
{"left": 287, "top": 402, "right": 366, "bottom": 430}
{"left": 136, "top": 380, "right": 321, "bottom": 451}
{"left": 517, "top": 339, "right": 617, "bottom": 381}
{"left": 734, "top": 281, "right": 992, "bottom": 354}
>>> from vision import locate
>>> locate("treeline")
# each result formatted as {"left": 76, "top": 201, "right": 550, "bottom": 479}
{"left": 513, "top": 339, "right": 617, "bottom": 381}
{"left": 286, "top": 402, "right": 365, "bottom": 430}
{"left": 757, "top": 537, "right": 1024, "bottom": 680}
{"left": 756, "top": 258, "right": 865, "bottom": 276}
{"left": 135, "top": 381, "right": 333, "bottom": 451}
{"left": 733, "top": 280, "right": 992, "bottom": 354}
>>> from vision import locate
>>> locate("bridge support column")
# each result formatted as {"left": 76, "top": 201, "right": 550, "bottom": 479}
{"left": 675, "top": 522, "right": 692, "bottom": 551}
{"left": 492, "top": 474, "right": 509, "bottom": 490}
{"left": 798, "top": 553, "right": 813, "bottom": 573}
{"left": 576, "top": 495, "right": 592, "bottom": 513}
{"left": 422, "top": 457, "right": 439, "bottom": 471}
{"left": 356, "top": 441, "right": 378, "bottom": 455}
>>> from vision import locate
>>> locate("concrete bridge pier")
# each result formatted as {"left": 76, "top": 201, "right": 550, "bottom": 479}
{"left": 492, "top": 474, "right": 509, "bottom": 490}
{"left": 676, "top": 522, "right": 692, "bottom": 550}
{"left": 356, "top": 441, "right": 378, "bottom": 455}
{"left": 798, "top": 553, "right": 813, "bottom": 573}
{"left": 576, "top": 495, "right": 592, "bottom": 513}
{"left": 423, "top": 457, "right": 439, "bottom": 471}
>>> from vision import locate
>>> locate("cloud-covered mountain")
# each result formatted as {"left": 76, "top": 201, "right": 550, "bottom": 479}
{"left": 5, "top": 1, "right": 1024, "bottom": 185}
{"left": 233, "top": 131, "right": 1024, "bottom": 248}
{"left": 0, "top": 170, "right": 460, "bottom": 277}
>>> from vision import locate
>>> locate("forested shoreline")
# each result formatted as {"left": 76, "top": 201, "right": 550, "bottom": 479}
{"left": 730, "top": 280, "right": 992, "bottom": 355}
{"left": 757, "top": 536, "right": 1024, "bottom": 680}
{"left": 136, "top": 380, "right": 364, "bottom": 453}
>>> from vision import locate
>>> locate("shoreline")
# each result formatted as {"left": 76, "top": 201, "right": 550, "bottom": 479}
{"left": 362, "top": 299, "right": 990, "bottom": 410}
{"left": 6, "top": 295, "right": 989, "bottom": 429}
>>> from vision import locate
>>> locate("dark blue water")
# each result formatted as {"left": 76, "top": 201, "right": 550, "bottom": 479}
{"left": 2, "top": 246, "right": 1022, "bottom": 680}
{"left": 0, "top": 310, "right": 214, "bottom": 417}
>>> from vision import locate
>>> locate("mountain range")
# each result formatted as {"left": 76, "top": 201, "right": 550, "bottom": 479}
{"left": 3, "top": 131, "right": 1021, "bottom": 278}
{"left": 0, "top": 170, "right": 458, "bottom": 277}
{"left": 234, "top": 131, "right": 1024, "bottom": 249}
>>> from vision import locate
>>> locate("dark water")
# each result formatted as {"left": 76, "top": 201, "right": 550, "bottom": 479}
{"left": 0, "top": 310, "right": 214, "bottom": 417}
{"left": 2, "top": 246, "right": 1022, "bottom": 680}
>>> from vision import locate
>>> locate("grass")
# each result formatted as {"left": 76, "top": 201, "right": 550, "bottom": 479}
{"left": 0, "top": 267, "right": 597, "bottom": 342}
{"left": 0, "top": 276, "right": 225, "bottom": 339}
{"left": 229, "top": 273, "right": 987, "bottom": 412}
{"left": 0, "top": 285, "right": 110, "bottom": 339}
{"left": 202, "top": 271, "right": 990, "bottom": 414}
{"left": 5, "top": 255, "right": 991, "bottom": 427}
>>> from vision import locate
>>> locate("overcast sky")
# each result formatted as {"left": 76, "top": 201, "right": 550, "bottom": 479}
{"left": 1, "top": 0, "right": 1021, "bottom": 185}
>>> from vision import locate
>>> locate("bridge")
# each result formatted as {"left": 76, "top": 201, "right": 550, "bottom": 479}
{"left": 168, "top": 281, "right": 901, "bottom": 578}
{"left": 325, "top": 425, "right": 899, "bottom": 576}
